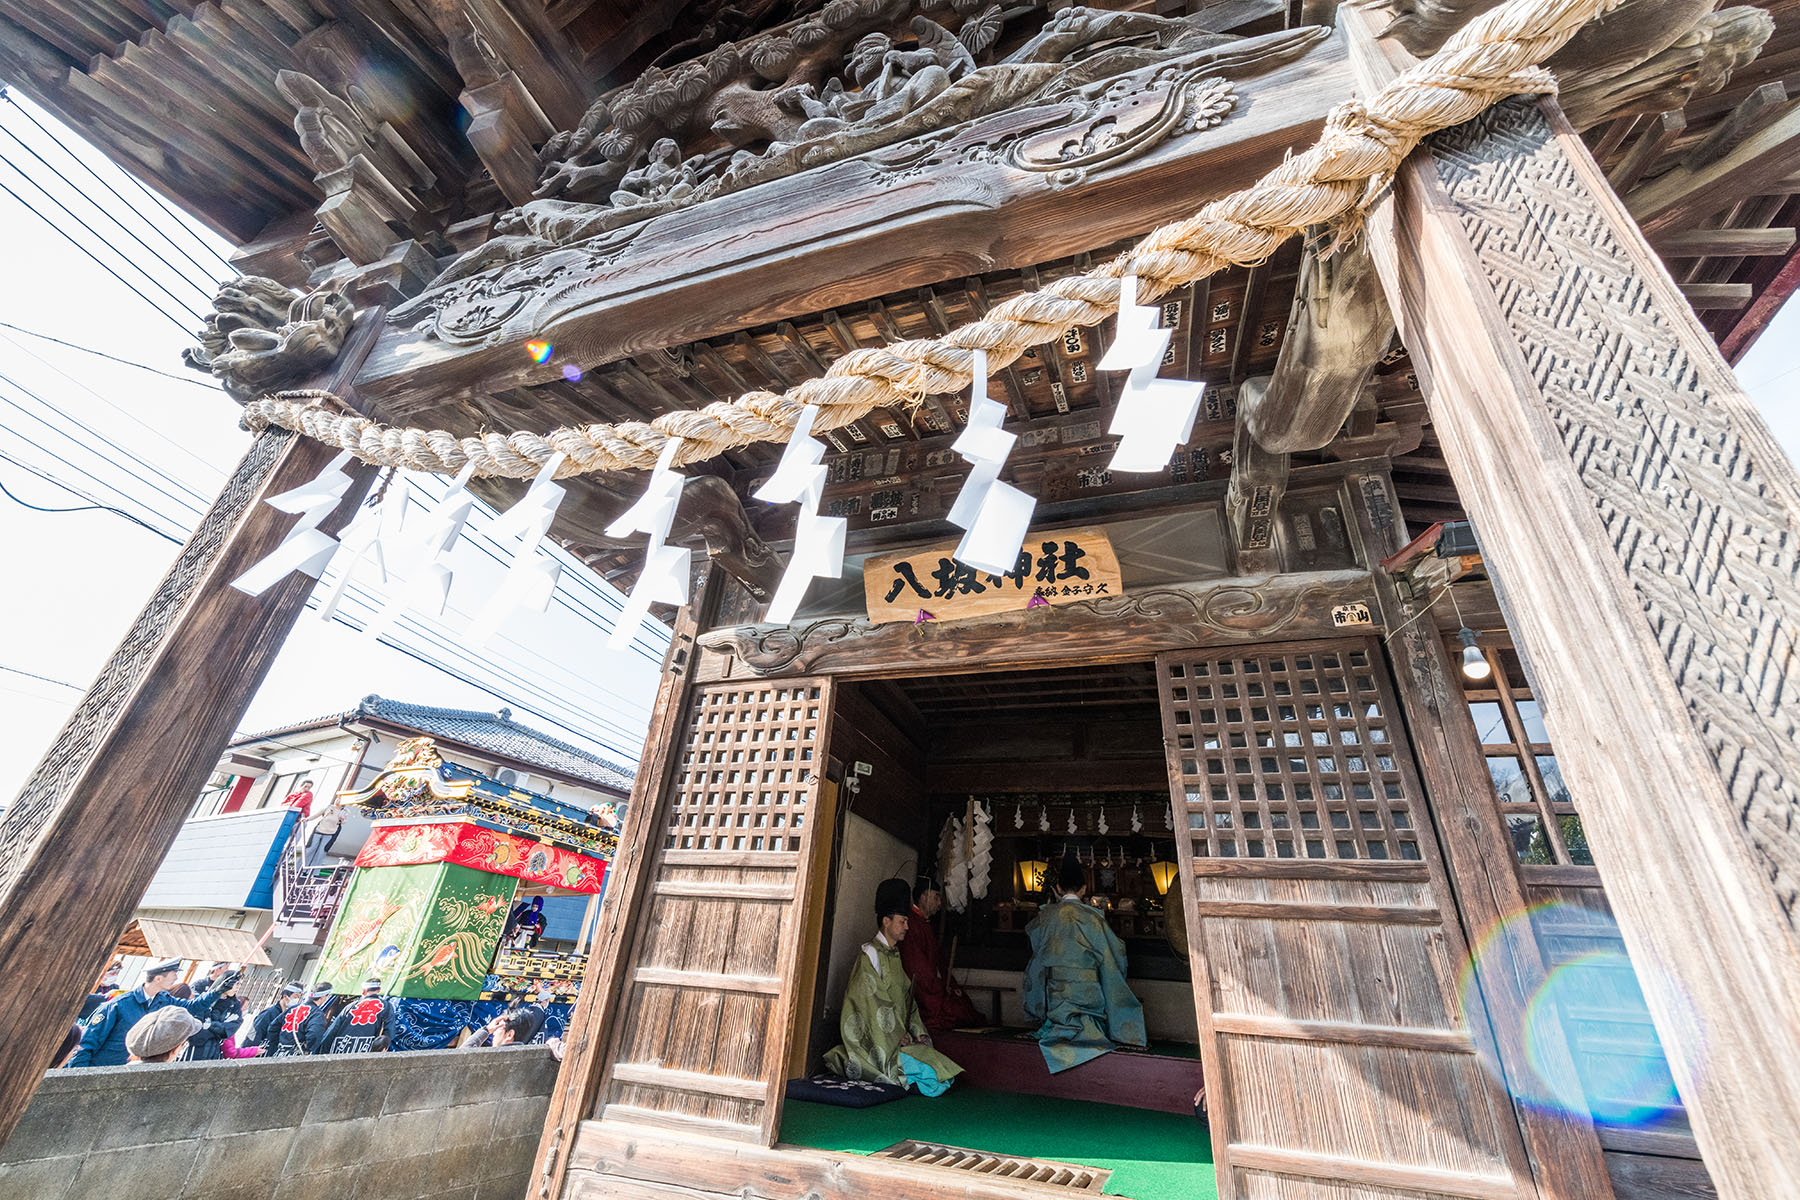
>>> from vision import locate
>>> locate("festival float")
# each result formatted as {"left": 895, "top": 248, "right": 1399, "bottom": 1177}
{"left": 316, "top": 737, "right": 617, "bottom": 1046}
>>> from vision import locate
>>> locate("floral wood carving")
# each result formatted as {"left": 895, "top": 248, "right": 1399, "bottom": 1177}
{"left": 183, "top": 277, "right": 355, "bottom": 403}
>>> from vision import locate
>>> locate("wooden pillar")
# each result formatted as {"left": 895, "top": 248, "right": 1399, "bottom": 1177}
{"left": 0, "top": 316, "right": 382, "bottom": 1146}
{"left": 1347, "top": 11, "right": 1800, "bottom": 1194}
{"left": 530, "top": 568, "right": 719, "bottom": 1200}
{"left": 1343, "top": 469, "right": 1616, "bottom": 1200}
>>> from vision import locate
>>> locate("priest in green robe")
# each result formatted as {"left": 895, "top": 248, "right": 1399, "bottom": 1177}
{"left": 1023, "top": 852, "right": 1148, "bottom": 1073}
{"left": 824, "top": 878, "right": 964, "bottom": 1095}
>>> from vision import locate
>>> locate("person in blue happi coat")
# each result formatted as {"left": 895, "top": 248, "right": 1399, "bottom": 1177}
{"left": 69, "top": 959, "right": 235, "bottom": 1068}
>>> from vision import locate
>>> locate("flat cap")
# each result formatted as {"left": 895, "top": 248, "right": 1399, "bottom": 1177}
{"left": 126, "top": 1008, "right": 200, "bottom": 1060}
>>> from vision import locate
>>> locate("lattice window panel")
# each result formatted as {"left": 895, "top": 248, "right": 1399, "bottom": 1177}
{"left": 1162, "top": 643, "right": 1421, "bottom": 861}
{"left": 666, "top": 683, "right": 824, "bottom": 853}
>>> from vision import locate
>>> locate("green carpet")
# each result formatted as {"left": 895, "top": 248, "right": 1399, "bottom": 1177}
{"left": 779, "top": 1088, "right": 1218, "bottom": 1200}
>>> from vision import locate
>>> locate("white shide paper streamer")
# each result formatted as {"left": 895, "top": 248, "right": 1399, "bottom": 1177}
{"left": 947, "top": 348, "right": 1034, "bottom": 575}
{"left": 754, "top": 405, "right": 846, "bottom": 624}
{"left": 1100, "top": 275, "right": 1206, "bottom": 473}
{"left": 230, "top": 451, "right": 356, "bottom": 597}
{"left": 606, "top": 437, "right": 691, "bottom": 649}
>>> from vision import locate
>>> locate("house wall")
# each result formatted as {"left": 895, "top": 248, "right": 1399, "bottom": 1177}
{"left": 0, "top": 1048, "right": 556, "bottom": 1200}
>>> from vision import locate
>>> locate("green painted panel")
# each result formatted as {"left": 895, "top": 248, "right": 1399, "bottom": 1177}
{"left": 394, "top": 863, "right": 516, "bottom": 999}
{"left": 315, "top": 863, "right": 439, "bottom": 995}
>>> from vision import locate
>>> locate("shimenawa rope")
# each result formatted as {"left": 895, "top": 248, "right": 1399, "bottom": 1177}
{"left": 240, "top": 0, "right": 1616, "bottom": 479}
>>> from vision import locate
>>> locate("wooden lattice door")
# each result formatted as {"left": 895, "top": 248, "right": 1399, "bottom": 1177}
{"left": 591, "top": 677, "right": 836, "bottom": 1144}
{"left": 1156, "top": 640, "right": 1541, "bottom": 1200}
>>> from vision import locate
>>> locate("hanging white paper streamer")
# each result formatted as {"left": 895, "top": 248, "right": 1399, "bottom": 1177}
{"left": 231, "top": 451, "right": 355, "bottom": 596}
{"left": 755, "top": 405, "right": 846, "bottom": 624}
{"left": 969, "top": 801, "right": 993, "bottom": 901}
{"left": 465, "top": 452, "right": 569, "bottom": 645}
{"left": 1100, "top": 275, "right": 1206, "bottom": 473}
{"left": 362, "top": 462, "right": 480, "bottom": 640}
{"left": 607, "top": 438, "right": 691, "bottom": 650}
{"left": 315, "top": 470, "right": 411, "bottom": 623}
{"left": 946, "top": 348, "right": 1034, "bottom": 575}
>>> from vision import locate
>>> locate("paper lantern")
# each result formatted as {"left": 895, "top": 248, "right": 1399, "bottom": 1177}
{"left": 1149, "top": 860, "right": 1181, "bottom": 895}
{"left": 1017, "top": 858, "right": 1048, "bottom": 895}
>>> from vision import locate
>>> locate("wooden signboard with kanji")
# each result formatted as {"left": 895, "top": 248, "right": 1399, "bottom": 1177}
{"left": 863, "top": 527, "right": 1123, "bottom": 625}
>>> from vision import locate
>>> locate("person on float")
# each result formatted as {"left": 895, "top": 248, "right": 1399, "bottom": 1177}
{"left": 823, "top": 877, "right": 963, "bottom": 1096}
{"left": 69, "top": 959, "right": 235, "bottom": 1068}
{"left": 316, "top": 977, "right": 393, "bottom": 1053}
{"left": 1022, "top": 852, "right": 1147, "bottom": 1073}
{"left": 898, "top": 876, "right": 982, "bottom": 1031}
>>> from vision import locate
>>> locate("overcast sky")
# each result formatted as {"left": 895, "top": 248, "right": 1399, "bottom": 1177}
{"left": 0, "top": 91, "right": 1796, "bottom": 806}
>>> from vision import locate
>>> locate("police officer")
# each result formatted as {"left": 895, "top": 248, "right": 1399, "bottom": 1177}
{"left": 249, "top": 983, "right": 304, "bottom": 1053}
{"left": 69, "top": 960, "right": 234, "bottom": 1068}
{"left": 181, "top": 970, "right": 247, "bottom": 1062}
{"left": 316, "top": 977, "right": 392, "bottom": 1054}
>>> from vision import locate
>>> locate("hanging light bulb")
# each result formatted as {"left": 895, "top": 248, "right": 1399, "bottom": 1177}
{"left": 1458, "top": 628, "right": 1492, "bottom": 681}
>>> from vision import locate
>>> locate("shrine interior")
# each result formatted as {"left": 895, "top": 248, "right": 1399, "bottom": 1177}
{"left": 783, "top": 661, "right": 1212, "bottom": 1187}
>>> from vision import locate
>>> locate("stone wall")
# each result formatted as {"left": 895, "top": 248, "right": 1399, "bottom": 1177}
{"left": 0, "top": 1047, "right": 555, "bottom": 1200}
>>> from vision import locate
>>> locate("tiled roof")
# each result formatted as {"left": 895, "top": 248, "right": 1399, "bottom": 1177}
{"left": 349, "top": 696, "right": 636, "bottom": 794}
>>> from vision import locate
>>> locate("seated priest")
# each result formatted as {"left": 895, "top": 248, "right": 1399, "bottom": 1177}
{"left": 1023, "top": 852, "right": 1148, "bottom": 1073}
{"left": 824, "top": 878, "right": 964, "bottom": 1096}
{"left": 899, "top": 876, "right": 983, "bottom": 1032}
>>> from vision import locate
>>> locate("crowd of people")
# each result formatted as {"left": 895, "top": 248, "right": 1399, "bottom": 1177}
{"left": 61, "top": 957, "right": 561, "bottom": 1066}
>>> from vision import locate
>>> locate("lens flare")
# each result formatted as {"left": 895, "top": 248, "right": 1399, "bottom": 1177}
{"left": 527, "top": 340, "right": 554, "bottom": 364}
{"left": 1458, "top": 902, "right": 1694, "bottom": 1129}
{"left": 561, "top": 363, "right": 584, "bottom": 383}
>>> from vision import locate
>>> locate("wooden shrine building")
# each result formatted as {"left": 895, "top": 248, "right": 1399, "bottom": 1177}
{"left": 2, "top": 0, "right": 1799, "bottom": 1199}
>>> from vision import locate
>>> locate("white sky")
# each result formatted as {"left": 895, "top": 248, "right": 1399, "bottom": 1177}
{"left": 0, "top": 94, "right": 666, "bottom": 801}
{"left": 0, "top": 93, "right": 1797, "bottom": 809}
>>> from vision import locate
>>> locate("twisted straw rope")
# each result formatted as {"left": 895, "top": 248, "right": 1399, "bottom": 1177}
{"left": 242, "top": 0, "right": 1613, "bottom": 479}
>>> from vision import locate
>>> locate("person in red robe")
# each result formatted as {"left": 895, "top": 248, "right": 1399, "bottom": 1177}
{"left": 899, "top": 877, "right": 983, "bottom": 1031}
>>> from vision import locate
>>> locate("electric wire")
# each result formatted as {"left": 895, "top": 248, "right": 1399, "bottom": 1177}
{"left": 0, "top": 154, "right": 207, "bottom": 328}
{"left": 0, "top": 662, "right": 85, "bottom": 690}
{"left": 0, "top": 120, "right": 217, "bottom": 311}
{"left": 0, "top": 89, "right": 236, "bottom": 279}
{"left": 0, "top": 439, "right": 187, "bottom": 543}
{"left": 0, "top": 174, "right": 195, "bottom": 337}
{"left": 0, "top": 320, "right": 223, "bottom": 392}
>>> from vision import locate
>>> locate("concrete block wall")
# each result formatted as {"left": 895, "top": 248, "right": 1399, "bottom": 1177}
{"left": 0, "top": 1047, "right": 557, "bottom": 1200}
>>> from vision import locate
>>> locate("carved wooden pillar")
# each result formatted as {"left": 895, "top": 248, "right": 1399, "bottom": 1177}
{"left": 1350, "top": 12, "right": 1800, "bottom": 1192}
{"left": 0, "top": 317, "right": 380, "bottom": 1147}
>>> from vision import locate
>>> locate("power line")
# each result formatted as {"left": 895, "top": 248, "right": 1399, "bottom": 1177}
{"left": 0, "top": 89, "right": 237, "bottom": 279}
{"left": 0, "top": 321, "right": 222, "bottom": 391}
{"left": 0, "top": 174, "right": 195, "bottom": 336}
{"left": 0, "top": 153, "right": 207, "bottom": 328}
{"left": 0, "top": 662, "right": 84, "bottom": 690}
{"left": 0, "top": 450, "right": 184, "bottom": 544}
{"left": 0, "top": 120, "right": 217, "bottom": 311}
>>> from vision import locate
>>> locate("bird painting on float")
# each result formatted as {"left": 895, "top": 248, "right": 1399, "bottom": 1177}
{"left": 1023, "top": 852, "right": 1148, "bottom": 1073}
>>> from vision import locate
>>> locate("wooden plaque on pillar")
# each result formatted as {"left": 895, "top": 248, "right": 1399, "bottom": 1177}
{"left": 1349, "top": 17, "right": 1800, "bottom": 1187}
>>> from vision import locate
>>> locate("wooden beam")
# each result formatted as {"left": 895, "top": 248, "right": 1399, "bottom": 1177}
{"left": 1627, "top": 101, "right": 1800, "bottom": 237}
{"left": 1682, "top": 82, "right": 1790, "bottom": 171}
{"left": 1229, "top": 263, "right": 1269, "bottom": 383}
{"left": 1606, "top": 110, "right": 1684, "bottom": 194}
{"left": 694, "top": 569, "right": 1376, "bottom": 681}
{"left": 1353, "top": 11, "right": 1800, "bottom": 1191}
{"left": 1651, "top": 227, "right": 1797, "bottom": 257}
{"left": 0, "top": 311, "right": 384, "bottom": 1149}
{"left": 355, "top": 29, "right": 1352, "bottom": 413}
{"left": 1224, "top": 418, "right": 1290, "bottom": 573}
{"left": 1678, "top": 281, "right": 1753, "bottom": 310}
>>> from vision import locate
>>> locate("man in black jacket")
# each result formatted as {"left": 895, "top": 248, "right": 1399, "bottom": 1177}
{"left": 249, "top": 983, "right": 304, "bottom": 1054}
{"left": 316, "top": 978, "right": 392, "bottom": 1054}
{"left": 181, "top": 974, "right": 246, "bottom": 1061}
